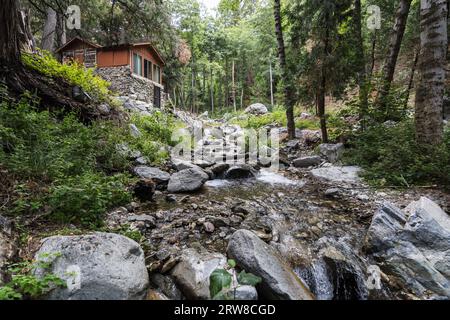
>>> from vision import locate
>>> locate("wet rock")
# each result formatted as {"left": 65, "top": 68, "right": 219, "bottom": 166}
{"left": 167, "top": 168, "right": 209, "bottom": 193}
{"left": 318, "top": 143, "right": 345, "bottom": 163}
{"left": 150, "top": 274, "right": 184, "bottom": 300}
{"left": 311, "top": 166, "right": 362, "bottom": 184}
{"left": 128, "top": 214, "right": 156, "bottom": 228}
{"left": 133, "top": 179, "right": 155, "bottom": 202}
{"left": 34, "top": 233, "right": 149, "bottom": 300}
{"left": 210, "top": 163, "right": 230, "bottom": 176}
{"left": 324, "top": 188, "right": 340, "bottom": 197}
{"left": 171, "top": 248, "right": 227, "bottom": 299}
{"left": 234, "top": 285, "right": 258, "bottom": 300}
{"left": 133, "top": 166, "right": 171, "bottom": 184}
{"left": 245, "top": 103, "right": 268, "bottom": 115}
{"left": 293, "top": 156, "right": 322, "bottom": 168}
{"left": 227, "top": 230, "right": 314, "bottom": 300}
{"left": 365, "top": 198, "right": 450, "bottom": 298}
{"left": 225, "top": 165, "right": 257, "bottom": 179}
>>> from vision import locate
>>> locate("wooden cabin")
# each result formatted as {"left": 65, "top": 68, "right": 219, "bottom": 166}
{"left": 56, "top": 37, "right": 166, "bottom": 107}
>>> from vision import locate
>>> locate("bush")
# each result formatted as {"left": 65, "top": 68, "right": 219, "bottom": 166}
{"left": 22, "top": 50, "right": 111, "bottom": 101}
{"left": 344, "top": 121, "right": 450, "bottom": 187}
{"left": 0, "top": 93, "right": 133, "bottom": 226}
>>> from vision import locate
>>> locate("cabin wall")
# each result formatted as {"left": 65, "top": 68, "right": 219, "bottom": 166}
{"left": 97, "top": 48, "right": 130, "bottom": 68}
{"left": 96, "top": 66, "right": 166, "bottom": 106}
{"left": 131, "top": 47, "right": 164, "bottom": 84}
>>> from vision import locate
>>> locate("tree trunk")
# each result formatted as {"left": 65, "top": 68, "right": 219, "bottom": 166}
{"left": 376, "top": 0, "right": 412, "bottom": 113}
{"left": 0, "top": 0, "right": 22, "bottom": 66}
{"left": 354, "top": 0, "right": 368, "bottom": 130}
{"left": 274, "top": 0, "right": 295, "bottom": 139}
{"left": 319, "top": 15, "right": 330, "bottom": 143}
{"left": 405, "top": 46, "right": 420, "bottom": 107}
{"left": 232, "top": 60, "right": 236, "bottom": 112}
{"left": 415, "top": 0, "right": 448, "bottom": 145}
{"left": 41, "top": 7, "right": 57, "bottom": 52}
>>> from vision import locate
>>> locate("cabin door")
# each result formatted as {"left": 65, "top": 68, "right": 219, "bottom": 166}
{"left": 154, "top": 86, "right": 161, "bottom": 108}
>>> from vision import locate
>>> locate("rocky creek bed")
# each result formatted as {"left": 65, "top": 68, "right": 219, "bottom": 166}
{"left": 3, "top": 106, "right": 449, "bottom": 301}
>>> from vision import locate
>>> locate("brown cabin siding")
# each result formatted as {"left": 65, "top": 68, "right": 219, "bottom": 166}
{"left": 97, "top": 48, "right": 130, "bottom": 68}
{"left": 130, "top": 46, "right": 163, "bottom": 84}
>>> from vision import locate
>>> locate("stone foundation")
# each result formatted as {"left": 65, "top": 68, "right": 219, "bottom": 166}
{"left": 96, "top": 66, "right": 166, "bottom": 106}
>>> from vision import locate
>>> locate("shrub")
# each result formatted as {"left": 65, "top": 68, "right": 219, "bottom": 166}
{"left": 344, "top": 121, "right": 450, "bottom": 187}
{"left": 0, "top": 253, "right": 65, "bottom": 300}
{"left": 22, "top": 50, "right": 111, "bottom": 101}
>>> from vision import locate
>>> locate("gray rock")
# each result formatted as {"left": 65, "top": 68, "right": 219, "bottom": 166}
{"left": 167, "top": 168, "right": 209, "bottom": 193}
{"left": 286, "top": 140, "right": 300, "bottom": 149}
{"left": 233, "top": 285, "right": 258, "bottom": 300}
{"left": 133, "top": 166, "right": 170, "bottom": 183}
{"left": 293, "top": 156, "right": 322, "bottom": 168}
{"left": 129, "top": 124, "right": 141, "bottom": 138}
{"left": 127, "top": 215, "right": 156, "bottom": 228}
{"left": 97, "top": 104, "right": 111, "bottom": 115}
{"left": 34, "top": 232, "right": 149, "bottom": 300}
{"left": 311, "top": 166, "right": 362, "bottom": 184}
{"left": 171, "top": 248, "right": 227, "bottom": 299}
{"left": 227, "top": 230, "right": 314, "bottom": 300}
{"left": 365, "top": 198, "right": 450, "bottom": 298}
{"left": 150, "top": 274, "right": 184, "bottom": 300}
{"left": 245, "top": 103, "right": 268, "bottom": 115}
{"left": 324, "top": 188, "right": 340, "bottom": 197}
{"left": 210, "top": 163, "right": 230, "bottom": 176}
{"left": 225, "top": 165, "right": 257, "bottom": 179}
{"left": 172, "top": 158, "right": 203, "bottom": 171}
{"left": 318, "top": 143, "right": 345, "bottom": 163}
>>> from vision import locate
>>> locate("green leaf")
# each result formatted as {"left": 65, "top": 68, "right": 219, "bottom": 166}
{"left": 227, "top": 259, "right": 236, "bottom": 268}
{"left": 237, "top": 270, "right": 262, "bottom": 286}
{"left": 209, "top": 269, "right": 232, "bottom": 298}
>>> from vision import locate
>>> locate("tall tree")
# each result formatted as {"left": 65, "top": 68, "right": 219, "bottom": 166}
{"left": 274, "top": 0, "right": 296, "bottom": 139}
{"left": 0, "top": 0, "right": 22, "bottom": 66}
{"left": 376, "top": 0, "right": 412, "bottom": 114}
{"left": 354, "top": 0, "right": 368, "bottom": 130}
{"left": 415, "top": 0, "right": 448, "bottom": 145}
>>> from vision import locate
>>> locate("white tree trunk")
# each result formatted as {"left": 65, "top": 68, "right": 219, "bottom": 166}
{"left": 415, "top": 0, "right": 448, "bottom": 145}
{"left": 41, "top": 7, "right": 57, "bottom": 52}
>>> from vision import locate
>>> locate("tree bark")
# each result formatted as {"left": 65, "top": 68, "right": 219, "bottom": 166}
{"left": 354, "top": 0, "right": 368, "bottom": 130}
{"left": 376, "top": 0, "right": 412, "bottom": 113}
{"left": 41, "top": 7, "right": 57, "bottom": 52}
{"left": 318, "top": 12, "right": 330, "bottom": 143}
{"left": 0, "top": 0, "right": 22, "bottom": 66}
{"left": 415, "top": 0, "right": 448, "bottom": 145}
{"left": 405, "top": 46, "right": 420, "bottom": 107}
{"left": 274, "top": 0, "right": 296, "bottom": 139}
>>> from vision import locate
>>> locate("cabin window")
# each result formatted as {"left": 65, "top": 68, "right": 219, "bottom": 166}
{"left": 62, "top": 51, "right": 74, "bottom": 63}
{"left": 144, "top": 59, "right": 152, "bottom": 80}
{"left": 84, "top": 49, "right": 97, "bottom": 67}
{"left": 133, "top": 53, "right": 142, "bottom": 76}
{"left": 153, "top": 65, "right": 161, "bottom": 84}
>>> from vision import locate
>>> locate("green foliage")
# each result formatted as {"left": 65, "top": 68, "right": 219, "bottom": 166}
{"left": 48, "top": 172, "right": 132, "bottom": 227}
{"left": 345, "top": 122, "right": 450, "bottom": 187}
{"left": 0, "top": 94, "right": 133, "bottom": 226}
{"left": 0, "top": 253, "right": 66, "bottom": 300}
{"left": 22, "top": 50, "right": 111, "bottom": 101}
{"left": 129, "top": 111, "right": 181, "bottom": 164}
{"left": 209, "top": 259, "right": 262, "bottom": 300}
{"left": 209, "top": 269, "right": 233, "bottom": 299}
{"left": 237, "top": 270, "right": 262, "bottom": 286}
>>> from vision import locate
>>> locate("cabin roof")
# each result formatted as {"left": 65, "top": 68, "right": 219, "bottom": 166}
{"left": 56, "top": 37, "right": 165, "bottom": 66}
{"left": 55, "top": 36, "right": 101, "bottom": 53}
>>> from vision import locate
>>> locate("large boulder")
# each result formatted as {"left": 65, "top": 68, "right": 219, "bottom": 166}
{"left": 365, "top": 198, "right": 450, "bottom": 298}
{"left": 293, "top": 156, "right": 322, "bottom": 168}
{"left": 318, "top": 143, "right": 345, "bottom": 163}
{"left": 227, "top": 230, "right": 314, "bottom": 300}
{"left": 171, "top": 248, "right": 227, "bottom": 300}
{"left": 245, "top": 103, "right": 268, "bottom": 115}
{"left": 167, "top": 168, "right": 209, "bottom": 193}
{"left": 311, "top": 166, "right": 362, "bottom": 184}
{"left": 225, "top": 164, "right": 258, "bottom": 179}
{"left": 133, "top": 166, "right": 170, "bottom": 183}
{"left": 34, "top": 232, "right": 149, "bottom": 300}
